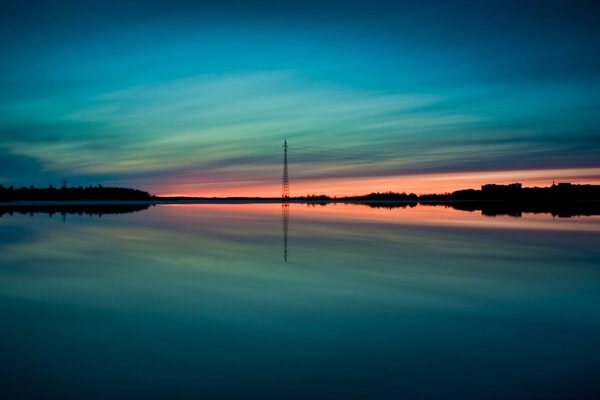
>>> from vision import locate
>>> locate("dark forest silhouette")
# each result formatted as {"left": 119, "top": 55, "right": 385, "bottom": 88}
{"left": 1, "top": 182, "right": 599, "bottom": 218}
{"left": 0, "top": 184, "right": 153, "bottom": 202}
{"left": 342, "top": 183, "right": 600, "bottom": 217}
{"left": 336, "top": 183, "right": 600, "bottom": 202}
{"left": 0, "top": 185, "right": 154, "bottom": 217}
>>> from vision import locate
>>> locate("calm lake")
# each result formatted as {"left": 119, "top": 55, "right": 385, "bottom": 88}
{"left": 1, "top": 203, "right": 599, "bottom": 399}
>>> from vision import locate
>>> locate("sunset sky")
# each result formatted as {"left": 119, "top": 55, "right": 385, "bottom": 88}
{"left": 1, "top": 0, "right": 599, "bottom": 196}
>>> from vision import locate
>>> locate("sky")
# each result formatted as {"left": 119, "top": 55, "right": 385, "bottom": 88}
{"left": 1, "top": 0, "right": 599, "bottom": 196}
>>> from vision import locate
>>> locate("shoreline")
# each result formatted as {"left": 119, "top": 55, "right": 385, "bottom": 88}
{"left": 1, "top": 198, "right": 599, "bottom": 206}
{"left": 2, "top": 199, "right": 599, "bottom": 218}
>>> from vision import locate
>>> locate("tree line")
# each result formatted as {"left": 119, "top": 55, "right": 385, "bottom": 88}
{"left": 0, "top": 184, "right": 153, "bottom": 202}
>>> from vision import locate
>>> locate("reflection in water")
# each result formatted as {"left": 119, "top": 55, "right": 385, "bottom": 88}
{"left": 1, "top": 200, "right": 598, "bottom": 220}
{"left": 282, "top": 203, "right": 289, "bottom": 263}
{"left": 0, "top": 203, "right": 599, "bottom": 399}
{"left": 357, "top": 200, "right": 600, "bottom": 218}
{"left": 0, "top": 203, "right": 151, "bottom": 218}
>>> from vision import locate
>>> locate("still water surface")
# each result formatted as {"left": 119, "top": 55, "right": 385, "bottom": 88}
{"left": 1, "top": 203, "right": 599, "bottom": 399}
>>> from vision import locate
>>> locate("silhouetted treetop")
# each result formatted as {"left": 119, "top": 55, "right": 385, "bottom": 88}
{"left": 0, "top": 185, "right": 153, "bottom": 202}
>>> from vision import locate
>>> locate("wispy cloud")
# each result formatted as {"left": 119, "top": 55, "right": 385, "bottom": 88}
{"left": 1, "top": 67, "right": 599, "bottom": 193}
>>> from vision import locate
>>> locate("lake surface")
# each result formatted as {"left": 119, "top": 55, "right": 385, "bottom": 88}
{"left": 1, "top": 203, "right": 599, "bottom": 399}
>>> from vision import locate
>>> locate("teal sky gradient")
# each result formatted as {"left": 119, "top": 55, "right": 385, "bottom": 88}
{"left": 1, "top": 1, "right": 599, "bottom": 195}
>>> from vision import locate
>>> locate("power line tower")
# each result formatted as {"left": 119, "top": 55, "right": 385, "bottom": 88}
{"left": 282, "top": 139, "right": 290, "bottom": 262}
{"left": 282, "top": 140, "right": 289, "bottom": 200}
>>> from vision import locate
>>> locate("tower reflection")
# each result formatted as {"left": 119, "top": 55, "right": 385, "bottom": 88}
{"left": 282, "top": 203, "right": 289, "bottom": 262}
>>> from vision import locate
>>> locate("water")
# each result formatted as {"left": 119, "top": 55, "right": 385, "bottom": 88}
{"left": 1, "top": 203, "right": 599, "bottom": 399}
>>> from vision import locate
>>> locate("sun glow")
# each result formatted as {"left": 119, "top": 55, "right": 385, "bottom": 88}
{"left": 156, "top": 167, "right": 600, "bottom": 197}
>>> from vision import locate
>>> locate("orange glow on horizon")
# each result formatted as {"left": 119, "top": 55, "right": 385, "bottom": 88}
{"left": 155, "top": 167, "right": 600, "bottom": 197}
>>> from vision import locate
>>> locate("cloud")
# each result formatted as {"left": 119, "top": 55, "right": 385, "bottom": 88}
{"left": 2, "top": 72, "right": 440, "bottom": 173}
{"left": 1, "top": 70, "right": 599, "bottom": 194}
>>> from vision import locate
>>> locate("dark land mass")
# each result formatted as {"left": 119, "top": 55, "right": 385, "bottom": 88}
{"left": 0, "top": 185, "right": 153, "bottom": 202}
{"left": 0, "top": 185, "right": 154, "bottom": 217}
{"left": 1, "top": 182, "right": 599, "bottom": 218}
{"left": 342, "top": 183, "right": 600, "bottom": 202}
{"left": 343, "top": 183, "right": 600, "bottom": 217}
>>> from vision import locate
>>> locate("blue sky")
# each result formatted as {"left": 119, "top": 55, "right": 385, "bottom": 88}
{"left": 1, "top": 0, "right": 599, "bottom": 195}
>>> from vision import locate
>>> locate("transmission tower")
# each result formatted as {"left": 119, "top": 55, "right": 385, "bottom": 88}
{"left": 282, "top": 140, "right": 289, "bottom": 200}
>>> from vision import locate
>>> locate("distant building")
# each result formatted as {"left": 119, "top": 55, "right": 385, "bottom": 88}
{"left": 481, "top": 183, "right": 522, "bottom": 192}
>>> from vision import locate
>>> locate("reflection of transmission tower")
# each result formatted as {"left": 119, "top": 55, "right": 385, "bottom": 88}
{"left": 282, "top": 203, "right": 289, "bottom": 262}
{"left": 282, "top": 140, "right": 289, "bottom": 200}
